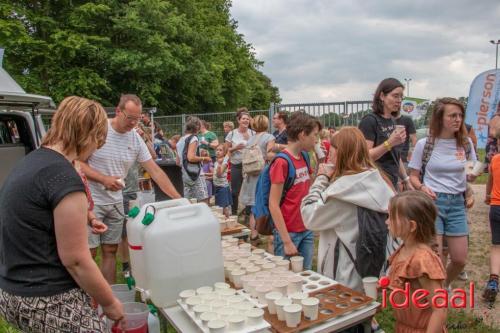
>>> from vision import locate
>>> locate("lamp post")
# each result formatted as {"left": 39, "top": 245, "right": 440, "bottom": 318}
{"left": 491, "top": 40, "right": 500, "bottom": 70}
{"left": 404, "top": 78, "right": 412, "bottom": 97}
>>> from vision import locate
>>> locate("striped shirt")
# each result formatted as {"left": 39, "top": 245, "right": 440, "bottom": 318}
{"left": 88, "top": 121, "right": 151, "bottom": 205}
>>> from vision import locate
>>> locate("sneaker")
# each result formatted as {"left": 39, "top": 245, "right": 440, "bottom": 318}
{"left": 482, "top": 279, "right": 499, "bottom": 303}
{"left": 458, "top": 271, "right": 468, "bottom": 281}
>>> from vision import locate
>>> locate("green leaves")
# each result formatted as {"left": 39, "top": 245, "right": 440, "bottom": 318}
{"left": 0, "top": 0, "right": 280, "bottom": 113}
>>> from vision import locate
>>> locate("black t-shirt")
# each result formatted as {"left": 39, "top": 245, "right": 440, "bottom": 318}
{"left": 395, "top": 115, "right": 416, "bottom": 163}
{"left": 0, "top": 148, "right": 84, "bottom": 296}
{"left": 273, "top": 129, "right": 288, "bottom": 144}
{"left": 358, "top": 113, "right": 401, "bottom": 186}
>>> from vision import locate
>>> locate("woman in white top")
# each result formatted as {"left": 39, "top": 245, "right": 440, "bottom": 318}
{"left": 409, "top": 97, "right": 477, "bottom": 287}
{"left": 239, "top": 115, "right": 275, "bottom": 241}
{"left": 225, "top": 108, "right": 255, "bottom": 214}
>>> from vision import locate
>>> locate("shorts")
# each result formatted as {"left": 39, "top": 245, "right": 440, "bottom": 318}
{"left": 489, "top": 205, "right": 500, "bottom": 245}
{"left": 88, "top": 203, "right": 125, "bottom": 248}
{"left": 435, "top": 192, "right": 468, "bottom": 236}
{"left": 0, "top": 288, "right": 106, "bottom": 332}
{"left": 182, "top": 170, "right": 208, "bottom": 201}
{"left": 122, "top": 193, "right": 139, "bottom": 238}
{"left": 215, "top": 186, "right": 232, "bottom": 208}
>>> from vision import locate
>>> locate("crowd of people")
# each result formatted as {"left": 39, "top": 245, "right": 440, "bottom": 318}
{"left": 0, "top": 77, "right": 499, "bottom": 333}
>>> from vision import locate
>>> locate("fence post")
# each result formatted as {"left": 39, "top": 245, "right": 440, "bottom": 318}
{"left": 268, "top": 103, "right": 275, "bottom": 134}
{"left": 181, "top": 113, "right": 186, "bottom": 133}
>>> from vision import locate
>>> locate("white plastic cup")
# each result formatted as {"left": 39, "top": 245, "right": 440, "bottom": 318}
{"left": 246, "top": 308, "right": 264, "bottom": 325}
{"left": 471, "top": 161, "right": 485, "bottom": 176}
{"left": 252, "top": 249, "right": 265, "bottom": 257}
{"left": 287, "top": 275, "right": 303, "bottom": 295}
{"left": 284, "top": 304, "right": 303, "bottom": 328}
{"left": 185, "top": 296, "right": 202, "bottom": 310}
{"left": 217, "top": 288, "right": 236, "bottom": 298}
{"left": 231, "top": 269, "right": 246, "bottom": 289}
{"left": 275, "top": 259, "right": 290, "bottom": 270}
{"left": 207, "top": 319, "right": 227, "bottom": 333}
{"left": 290, "top": 256, "right": 304, "bottom": 273}
{"left": 193, "top": 304, "right": 211, "bottom": 318}
{"left": 179, "top": 289, "right": 196, "bottom": 303}
{"left": 197, "top": 286, "right": 214, "bottom": 295}
{"left": 201, "top": 311, "right": 218, "bottom": 326}
{"left": 301, "top": 297, "right": 319, "bottom": 321}
{"left": 262, "top": 263, "right": 276, "bottom": 271}
{"left": 210, "top": 299, "right": 227, "bottom": 312}
{"left": 272, "top": 280, "right": 289, "bottom": 296}
{"left": 290, "top": 292, "right": 308, "bottom": 305}
{"left": 265, "top": 291, "right": 283, "bottom": 315}
{"left": 256, "top": 285, "right": 273, "bottom": 304}
{"left": 275, "top": 297, "right": 292, "bottom": 321}
{"left": 362, "top": 276, "right": 379, "bottom": 299}
{"left": 228, "top": 314, "right": 246, "bottom": 331}
{"left": 216, "top": 307, "right": 235, "bottom": 321}
{"left": 214, "top": 282, "right": 230, "bottom": 291}
{"left": 395, "top": 124, "right": 405, "bottom": 133}
{"left": 235, "top": 302, "right": 254, "bottom": 315}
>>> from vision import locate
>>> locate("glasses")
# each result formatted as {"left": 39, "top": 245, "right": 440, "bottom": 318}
{"left": 121, "top": 109, "right": 141, "bottom": 122}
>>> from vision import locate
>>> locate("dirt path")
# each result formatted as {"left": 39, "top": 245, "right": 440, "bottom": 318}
{"left": 453, "top": 184, "right": 499, "bottom": 327}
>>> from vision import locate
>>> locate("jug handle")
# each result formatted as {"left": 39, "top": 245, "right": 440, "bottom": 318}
{"left": 166, "top": 206, "right": 201, "bottom": 220}
{"left": 152, "top": 198, "right": 189, "bottom": 211}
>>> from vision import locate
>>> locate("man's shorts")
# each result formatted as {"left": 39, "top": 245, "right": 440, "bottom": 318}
{"left": 88, "top": 203, "right": 125, "bottom": 249}
{"left": 489, "top": 205, "right": 500, "bottom": 245}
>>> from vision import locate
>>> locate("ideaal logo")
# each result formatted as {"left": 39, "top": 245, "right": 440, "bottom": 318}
{"left": 378, "top": 277, "right": 475, "bottom": 309}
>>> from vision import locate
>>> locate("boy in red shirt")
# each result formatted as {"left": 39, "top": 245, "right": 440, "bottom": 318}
{"left": 269, "top": 112, "right": 321, "bottom": 269}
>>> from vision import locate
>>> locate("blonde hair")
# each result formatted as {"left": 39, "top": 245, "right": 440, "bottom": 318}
{"left": 330, "top": 127, "right": 376, "bottom": 180}
{"left": 319, "top": 128, "right": 330, "bottom": 140}
{"left": 223, "top": 121, "right": 235, "bottom": 130}
{"left": 42, "top": 96, "right": 108, "bottom": 156}
{"left": 252, "top": 115, "right": 269, "bottom": 133}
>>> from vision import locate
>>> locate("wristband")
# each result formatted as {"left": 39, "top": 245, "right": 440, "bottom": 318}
{"left": 383, "top": 140, "right": 392, "bottom": 151}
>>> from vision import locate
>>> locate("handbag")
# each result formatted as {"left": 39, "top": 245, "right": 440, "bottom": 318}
{"left": 242, "top": 133, "right": 266, "bottom": 175}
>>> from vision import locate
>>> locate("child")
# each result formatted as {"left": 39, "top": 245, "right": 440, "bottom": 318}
{"left": 269, "top": 111, "right": 321, "bottom": 270}
{"left": 484, "top": 142, "right": 500, "bottom": 302}
{"left": 386, "top": 191, "right": 447, "bottom": 333}
{"left": 200, "top": 149, "right": 214, "bottom": 200}
{"left": 213, "top": 145, "right": 232, "bottom": 217}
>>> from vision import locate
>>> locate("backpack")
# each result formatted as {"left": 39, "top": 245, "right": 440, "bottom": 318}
{"left": 252, "top": 151, "right": 310, "bottom": 235}
{"left": 334, "top": 207, "right": 388, "bottom": 278}
{"left": 242, "top": 133, "right": 266, "bottom": 175}
{"left": 420, "top": 135, "right": 472, "bottom": 182}
{"left": 182, "top": 135, "right": 201, "bottom": 181}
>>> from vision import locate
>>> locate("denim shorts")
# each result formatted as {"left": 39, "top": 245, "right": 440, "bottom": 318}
{"left": 273, "top": 229, "right": 314, "bottom": 270}
{"left": 435, "top": 192, "right": 468, "bottom": 236}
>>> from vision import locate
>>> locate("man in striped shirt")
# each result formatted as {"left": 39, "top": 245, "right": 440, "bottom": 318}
{"left": 80, "top": 94, "right": 181, "bottom": 284}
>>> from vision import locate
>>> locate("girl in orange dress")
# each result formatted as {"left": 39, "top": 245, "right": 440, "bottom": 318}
{"left": 386, "top": 191, "right": 447, "bottom": 333}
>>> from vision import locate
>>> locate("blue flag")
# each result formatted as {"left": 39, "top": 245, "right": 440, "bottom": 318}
{"left": 465, "top": 69, "right": 500, "bottom": 149}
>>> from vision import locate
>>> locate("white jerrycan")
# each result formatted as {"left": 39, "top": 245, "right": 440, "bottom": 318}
{"left": 127, "top": 198, "right": 190, "bottom": 293}
{"left": 143, "top": 203, "right": 224, "bottom": 307}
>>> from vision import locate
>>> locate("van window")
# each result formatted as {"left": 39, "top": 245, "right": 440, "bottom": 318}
{"left": 0, "top": 120, "right": 22, "bottom": 145}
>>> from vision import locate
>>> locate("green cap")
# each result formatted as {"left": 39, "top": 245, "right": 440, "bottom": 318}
{"left": 126, "top": 276, "right": 135, "bottom": 290}
{"left": 148, "top": 304, "right": 158, "bottom": 315}
{"left": 141, "top": 212, "right": 155, "bottom": 226}
{"left": 128, "top": 206, "right": 140, "bottom": 218}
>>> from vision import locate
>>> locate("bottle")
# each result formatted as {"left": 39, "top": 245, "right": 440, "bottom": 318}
{"left": 148, "top": 305, "right": 161, "bottom": 333}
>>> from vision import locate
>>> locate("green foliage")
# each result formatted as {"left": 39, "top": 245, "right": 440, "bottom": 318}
{"left": 0, "top": 0, "right": 280, "bottom": 114}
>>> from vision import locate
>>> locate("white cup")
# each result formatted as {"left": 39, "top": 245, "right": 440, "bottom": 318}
{"left": 219, "top": 220, "right": 227, "bottom": 231}
{"left": 290, "top": 292, "right": 308, "bottom": 305}
{"left": 231, "top": 270, "right": 246, "bottom": 288}
{"left": 275, "top": 297, "right": 292, "bottom": 321}
{"left": 227, "top": 295, "right": 245, "bottom": 306}
{"left": 262, "top": 263, "right": 276, "bottom": 271}
{"left": 193, "top": 304, "right": 211, "bottom": 318}
{"left": 200, "top": 312, "right": 218, "bottom": 326}
{"left": 239, "top": 243, "right": 252, "bottom": 252}
{"left": 201, "top": 293, "right": 218, "bottom": 305}
{"left": 256, "top": 285, "right": 273, "bottom": 304}
{"left": 265, "top": 291, "right": 283, "bottom": 315}
{"left": 284, "top": 304, "right": 303, "bottom": 328}
{"left": 471, "top": 161, "right": 485, "bottom": 176}
{"left": 207, "top": 319, "right": 227, "bottom": 333}
{"left": 214, "top": 282, "right": 230, "bottom": 291}
{"left": 248, "top": 280, "right": 263, "bottom": 298}
{"left": 301, "top": 297, "right": 319, "bottom": 321}
{"left": 395, "top": 124, "right": 405, "bottom": 133}
{"left": 228, "top": 314, "right": 246, "bottom": 331}
{"left": 235, "top": 302, "right": 254, "bottom": 315}
{"left": 270, "top": 255, "right": 284, "bottom": 262}
{"left": 216, "top": 307, "right": 235, "bottom": 321}
{"left": 275, "top": 259, "right": 290, "bottom": 270}
{"left": 217, "top": 288, "right": 236, "bottom": 298}
{"left": 197, "top": 286, "right": 214, "bottom": 295}
{"left": 210, "top": 299, "right": 227, "bottom": 312}
{"left": 246, "top": 266, "right": 261, "bottom": 275}
{"left": 362, "top": 276, "right": 379, "bottom": 299}
{"left": 252, "top": 249, "right": 265, "bottom": 257}
{"left": 290, "top": 256, "right": 304, "bottom": 273}
{"left": 179, "top": 289, "right": 196, "bottom": 303}
{"left": 185, "top": 296, "right": 202, "bottom": 310}
{"left": 287, "top": 275, "right": 303, "bottom": 295}
{"left": 272, "top": 280, "right": 289, "bottom": 296}
{"left": 246, "top": 308, "right": 264, "bottom": 325}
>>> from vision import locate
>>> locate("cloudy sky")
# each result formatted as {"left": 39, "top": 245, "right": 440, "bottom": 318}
{"left": 230, "top": 0, "right": 500, "bottom": 103}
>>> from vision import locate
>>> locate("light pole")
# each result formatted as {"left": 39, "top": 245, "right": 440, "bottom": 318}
{"left": 491, "top": 40, "right": 500, "bottom": 70}
{"left": 404, "top": 78, "right": 412, "bottom": 97}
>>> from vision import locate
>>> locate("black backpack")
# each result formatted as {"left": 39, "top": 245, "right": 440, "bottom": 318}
{"left": 182, "top": 135, "right": 201, "bottom": 181}
{"left": 334, "top": 206, "right": 388, "bottom": 278}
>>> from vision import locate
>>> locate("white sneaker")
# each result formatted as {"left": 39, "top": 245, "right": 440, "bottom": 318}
{"left": 458, "top": 271, "right": 468, "bottom": 281}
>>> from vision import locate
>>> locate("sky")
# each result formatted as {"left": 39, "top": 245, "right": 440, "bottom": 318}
{"left": 230, "top": 0, "right": 500, "bottom": 103}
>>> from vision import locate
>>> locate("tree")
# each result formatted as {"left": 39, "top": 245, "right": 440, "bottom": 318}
{"left": 0, "top": 0, "right": 280, "bottom": 114}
